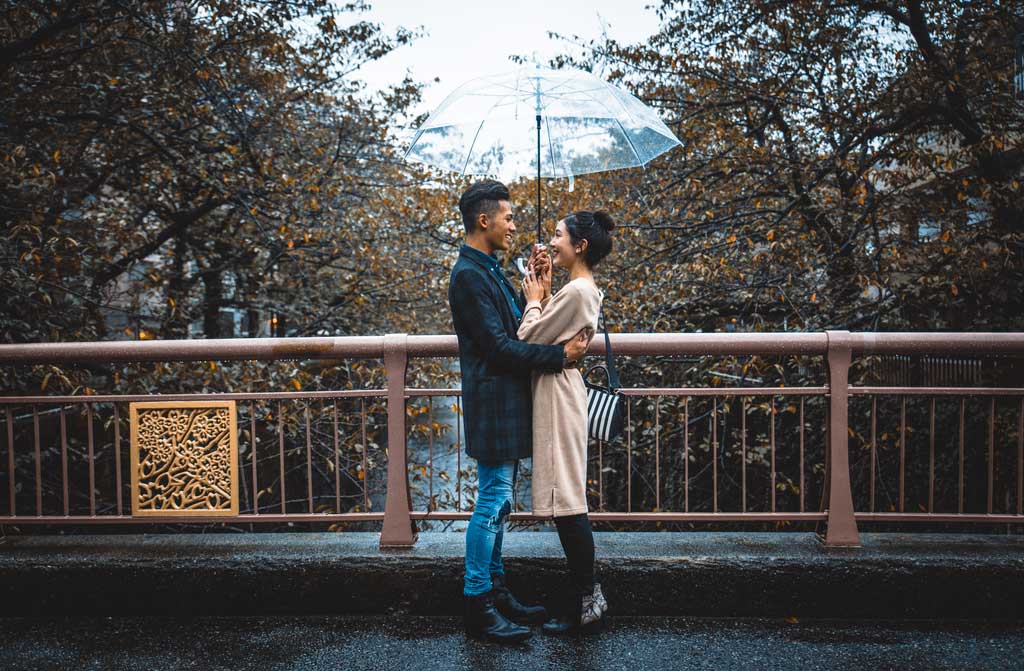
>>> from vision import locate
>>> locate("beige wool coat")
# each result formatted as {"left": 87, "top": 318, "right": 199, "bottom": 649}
{"left": 517, "top": 278, "right": 603, "bottom": 517}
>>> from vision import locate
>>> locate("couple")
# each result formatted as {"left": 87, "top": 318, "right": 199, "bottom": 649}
{"left": 447, "top": 179, "right": 616, "bottom": 643}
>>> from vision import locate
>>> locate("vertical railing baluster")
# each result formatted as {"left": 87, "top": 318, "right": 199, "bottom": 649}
{"left": 250, "top": 402, "right": 259, "bottom": 515}
{"left": 278, "top": 401, "right": 286, "bottom": 514}
{"left": 114, "top": 404, "right": 123, "bottom": 516}
{"left": 800, "top": 397, "right": 806, "bottom": 513}
{"left": 361, "top": 398, "right": 369, "bottom": 512}
{"left": 1018, "top": 397, "right": 1023, "bottom": 517}
{"left": 870, "top": 396, "right": 876, "bottom": 513}
{"left": 33, "top": 405, "right": 41, "bottom": 516}
{"left": 456, "top": 397, "right": 462, "bottom": 512}
{"left": 427, "top": 398, "right": 434, "bottom": 513}
{"left": 380, "top": 333, "right": 415, "bottom": 547}
{"left": 929, "top": 397, "right": 935, "bottom": 513}
{"left": 824, "top": 398, "right": 830, "bottom": 509}
{"left": 770, "top": 396, "right": 776, "bottom": 513}
{"left": 87, "top": 402, "right": 95, "bottom": 516}
{"left": 333, "top": 400, "right": 340, "bottom": 514}
{"left": 959, "top": 398, "right": 965, "bottom": 514}
{"left": 988, "top": 397, "right": 995, "bottom": 515}
{"left": 305, "top": 404, "right": 313, "bottom": 514}
{"left": 684, "top": 398, "right": 689, "bottom": 513}
{"left": 626, "top": 398, "right": 632, "bottom": 513}
{"left": 655, "top": 395, "right": 661, "bottom": 512}
{"left": 823, "top": 331, "right": 859, "bottom": 546}
{"left": 899, "top": 396, "right": 906, "bottom": 514}
{"left": 712, "top": 397, "right": 718, "bottom": 513}
{"left": 60, "top": 407, "right": 68, "bottom": 516}
{"left": 741, "top": 397, "right": 747, "bottom": 513}
{"left": 6, "top": 406, "right": 15, "bottom": 516}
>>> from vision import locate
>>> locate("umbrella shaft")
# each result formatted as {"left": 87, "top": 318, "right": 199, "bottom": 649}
{"left": 536, "top": 114, "right": 541, "bottom": 244}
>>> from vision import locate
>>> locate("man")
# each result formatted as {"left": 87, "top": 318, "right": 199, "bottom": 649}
{"left": 448, "top": 179, "right": 589, "bottom": 643}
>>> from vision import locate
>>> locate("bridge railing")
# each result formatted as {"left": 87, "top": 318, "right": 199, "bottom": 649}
{"left": 1, "top": 332, "right": 1021, "bottom": 549}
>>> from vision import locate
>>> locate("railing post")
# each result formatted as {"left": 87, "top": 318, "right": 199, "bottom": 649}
{"left": 380, "top": 334, "right": 417, "bottom": 548}
{"left": 822, "top": 330, "right": 861, "bottom": 547}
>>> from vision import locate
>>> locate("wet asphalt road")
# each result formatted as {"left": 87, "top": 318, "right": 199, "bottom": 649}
{"left": 1, "top": 616, "right": 1022, "bottom": 671}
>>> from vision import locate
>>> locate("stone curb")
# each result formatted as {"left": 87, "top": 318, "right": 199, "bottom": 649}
{"left": 2, "top": 532, "right": 1022, "bottom": 618}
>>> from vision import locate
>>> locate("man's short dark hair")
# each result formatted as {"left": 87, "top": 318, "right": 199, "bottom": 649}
{"left": 458, "top": 180, "right": 510, "bottom": 234}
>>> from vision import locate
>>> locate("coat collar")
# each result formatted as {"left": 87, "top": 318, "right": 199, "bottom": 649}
{"left": 459, "top": 244, "right": 502, "bottom": 273}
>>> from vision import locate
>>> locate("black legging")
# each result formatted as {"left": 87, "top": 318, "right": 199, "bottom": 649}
{"left": 553, "top": 513, "right": 595, "bottom": 595}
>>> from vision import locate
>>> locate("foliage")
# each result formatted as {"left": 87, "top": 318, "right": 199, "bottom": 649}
{"left": 2, "top": 1, "right": 1023, "bottom": 529}
{"left": 1, "top": 0, "right": 456, "bottom": 395}
{"left": 550, "top": 0, "right": 1023, "bottom": 336}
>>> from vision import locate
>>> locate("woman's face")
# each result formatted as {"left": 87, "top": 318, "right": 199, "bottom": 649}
{"left": 549, "top": 219, "right": 578, "bottom": 270}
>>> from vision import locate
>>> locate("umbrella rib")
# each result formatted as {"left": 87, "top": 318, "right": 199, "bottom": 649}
{"left": 544, "top": 115, "right": 561, "bottom": 179}
{"left": 462, "top": 119, "right": 488, "bottom": 175}
{"left": 460, "top": 91, "right": 514, "bottom": 174}
{"left": 614, "top": 116, "right": 643, "bottom": 166}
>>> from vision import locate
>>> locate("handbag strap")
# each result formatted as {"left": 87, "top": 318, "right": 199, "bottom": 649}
{"left": 598, "top": 303, "right": 620, "bottom": 390}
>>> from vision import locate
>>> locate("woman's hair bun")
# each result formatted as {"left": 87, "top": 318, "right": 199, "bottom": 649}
{"left": 593, "top": 210, "right": 616, "bottom": 232}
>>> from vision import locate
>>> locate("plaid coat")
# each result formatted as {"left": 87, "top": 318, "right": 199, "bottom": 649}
{"left": 448, "top": 246, "right": 564, "bottom": 463}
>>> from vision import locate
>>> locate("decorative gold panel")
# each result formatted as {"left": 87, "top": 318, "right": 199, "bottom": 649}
{"left": 129, "top": 401, "right": 239, "bottom": 517}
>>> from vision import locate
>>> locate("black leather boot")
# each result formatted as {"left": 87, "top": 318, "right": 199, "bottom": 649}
{"left": 464, "top": 593, "right": 532, "bottom": 643}
{"left": 541, "top": 591, "right": 580, "bottom": 636}
{"left": 542, "top": 583, "right": 607, "bottom": 636}
{"left": 490, "top": 574, "right": 547, "bottom": 625}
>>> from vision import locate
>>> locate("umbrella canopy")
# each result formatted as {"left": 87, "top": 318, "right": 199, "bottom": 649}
{"left": 404, "top": 65, "right": 681, "bottom": 241}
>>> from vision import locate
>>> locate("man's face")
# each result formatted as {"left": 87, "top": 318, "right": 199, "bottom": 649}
{"left": 481, "top": 200, "right": 516, "bottom": 252}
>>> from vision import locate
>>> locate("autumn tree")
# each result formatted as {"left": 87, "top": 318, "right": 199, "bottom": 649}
{"left": 532, "top": 0, "right": 1024, "bottom": 521}
{"left": 1, "top": 1, "right": 462, "bottom": 394}
{"left": 550, "top": 0, "right": 1023, "bottom": 337}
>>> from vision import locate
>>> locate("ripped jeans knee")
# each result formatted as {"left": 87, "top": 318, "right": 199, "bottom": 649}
{"left": 482, "top": 497, "right": 512, "bottom": 534}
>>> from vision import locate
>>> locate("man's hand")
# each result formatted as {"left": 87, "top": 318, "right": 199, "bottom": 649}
{"left": 562, "top": 329, "right": 590, "bottom": 364}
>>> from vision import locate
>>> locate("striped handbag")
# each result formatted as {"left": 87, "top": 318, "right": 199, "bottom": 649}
{"left": 584, "top": 306, "right": 624, "bottom": 442}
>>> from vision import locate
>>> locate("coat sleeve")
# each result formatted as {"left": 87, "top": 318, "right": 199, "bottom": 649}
{"left": 450, "top": 269, "right": 564, "bottom": 372}
{"left": 517, "top": 284, "right": 596, "bottom": 346}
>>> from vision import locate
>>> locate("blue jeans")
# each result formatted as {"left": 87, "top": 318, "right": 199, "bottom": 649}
{"left": 464, "top": 459, "right": 515, "bottom": 596}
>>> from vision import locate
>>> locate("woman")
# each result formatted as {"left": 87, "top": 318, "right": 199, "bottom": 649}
{"left": 518, "top": 209, "right": 616, "bottom": 635}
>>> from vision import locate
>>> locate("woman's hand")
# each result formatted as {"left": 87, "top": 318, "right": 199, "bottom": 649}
{"left": 538, "top": 259, "right": 552, "bottom": 299}
{"left": 521, "top": 268, "right": 545, "bottom": 303}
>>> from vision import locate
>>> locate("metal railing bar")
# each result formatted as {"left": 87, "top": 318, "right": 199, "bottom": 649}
{"left": 0, "top": 390, "right": 386, "bottom": 404}
{"left": 850, "top": 388, "right": 1024, "bottom": 396}
{"left": 0, "top": 513, "right": 386, "bottom": 524}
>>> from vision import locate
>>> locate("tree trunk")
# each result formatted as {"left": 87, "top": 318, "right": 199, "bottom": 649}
{"left": 163, "top": 233, "right": 190, "bottom": 339}
{"left": 201, "top": 267, "right": 224, "bottom": 339}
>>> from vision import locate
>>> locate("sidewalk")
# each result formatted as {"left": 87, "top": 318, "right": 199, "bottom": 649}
{"left": 1, "top": 532, "right": 1022, "bottom": 618}
{"left": 3, "top": 615, "right": 1022, "bottom": 671}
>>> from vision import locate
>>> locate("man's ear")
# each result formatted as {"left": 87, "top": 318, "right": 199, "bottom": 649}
{"left": 476, "top": 212, "right": 489, "bottom": 231}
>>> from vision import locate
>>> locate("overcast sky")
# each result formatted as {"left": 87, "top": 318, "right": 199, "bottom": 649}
{"left": 350, "top": 1, "right": 664, "bottom": 126}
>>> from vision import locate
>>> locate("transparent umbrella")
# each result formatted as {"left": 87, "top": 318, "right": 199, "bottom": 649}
{"left": 404, "top": 64, "right": 681, "bottom": 244}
